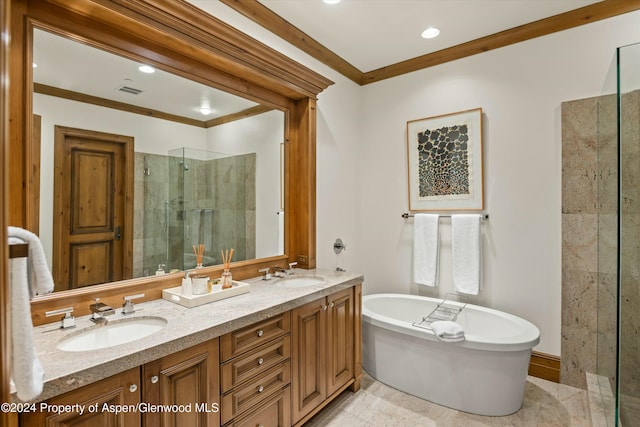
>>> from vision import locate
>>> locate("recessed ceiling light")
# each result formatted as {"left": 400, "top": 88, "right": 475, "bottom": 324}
{"left": 138, "top": 65, "right": 155, "bottom": 73}
{"left": 199, "top": 107, "right": 212, "bottom": 115}
{"left": 421, "top": 27, "right": 440, "bottom": 39}
{"left": 323, "top": 0, "right": 341, "bottom": 4}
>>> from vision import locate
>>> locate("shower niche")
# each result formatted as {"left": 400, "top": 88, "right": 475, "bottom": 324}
{"left": 137, "top": 147, "right": 256, "bottom": 275}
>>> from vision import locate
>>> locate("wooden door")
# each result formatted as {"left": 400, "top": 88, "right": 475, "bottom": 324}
{"left": 52, "top": 126, "right": 133, "bottom": 291}
{"left": 20, "top": 368, "right": 141, "bottom": 427}
{"left": 326, "top": 288, "right": 354, "bottom": 396}
{"left": 142, "top": 339, "right": 220, "bottom": 427}
{"left": 291, "top": 297, "right": 326, "bottom": 424}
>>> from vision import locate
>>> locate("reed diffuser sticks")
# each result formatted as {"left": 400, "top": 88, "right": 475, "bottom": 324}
{"left": 193, "top": 244, "right": 205, "bottom": 267}
{"left": 221, "top": 248, "right": 234, "bottom": 270}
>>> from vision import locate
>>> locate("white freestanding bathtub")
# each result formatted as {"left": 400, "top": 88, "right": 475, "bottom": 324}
{"left": 362, "top": 293, "right": 540, "bottom": 416}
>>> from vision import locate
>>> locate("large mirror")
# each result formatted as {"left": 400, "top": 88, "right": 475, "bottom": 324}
{"left": 32, "top": 28, "right": 285, "bottom": 292}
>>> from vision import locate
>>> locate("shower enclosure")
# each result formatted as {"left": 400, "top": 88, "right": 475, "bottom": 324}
{"left": 138, "top": 147, "right": 256, "bottom": 275}
{"left": 595, "top": 41, "right": 640, "bottom": 427}
{"left": 614, "top": 41, "right": 640, "bottom": 427}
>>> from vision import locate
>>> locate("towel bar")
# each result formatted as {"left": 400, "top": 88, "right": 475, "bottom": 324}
{"left": 402, "top": 212, "right": 489, "bottom": 220}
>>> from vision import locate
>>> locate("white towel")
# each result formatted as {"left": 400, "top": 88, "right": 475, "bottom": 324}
{"left": 431, "top": 320, "right": 465, "bottom": 343}
{"left": 413, "top": 214, "right": 440, "bottom": 287}
{"left": 8, "top": 236, "right": 45, "bottom": 401}
{"left": 7, "top": 227, "right": 54, "bottom": 298}
{"left": 451, "top": 214, "right": 482, "bottom": 295}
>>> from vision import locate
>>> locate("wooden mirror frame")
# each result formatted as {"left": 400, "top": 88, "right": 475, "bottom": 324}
{"left": 7, "top": 0, "right": 332, "bottom": 326}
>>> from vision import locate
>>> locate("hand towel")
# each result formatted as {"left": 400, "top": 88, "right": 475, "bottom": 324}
{"left": 8, "top": 236, "right": 45, "bottom": 401}
{"left": 7, "top": 226, "right": 54, "bottom": 297}
{"left": 413, "top": 214, "right": 440, "bottom": 287}
{"left": 430, "top": 320, "right": 465, "bottom": 343}
{"left": 451, "top": 214, "right": 482, "bottom": 295}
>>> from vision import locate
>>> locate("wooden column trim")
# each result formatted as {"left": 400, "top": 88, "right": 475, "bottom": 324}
{"left": 286, "top": 98, "right": 316, "bottom": 269}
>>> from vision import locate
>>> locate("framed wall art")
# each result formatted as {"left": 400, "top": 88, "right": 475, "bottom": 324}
{"left": 406, "top": 108, "right": 484, "bottom": 212}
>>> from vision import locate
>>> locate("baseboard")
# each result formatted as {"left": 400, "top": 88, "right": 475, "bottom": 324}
{"left": 528, "top": 351, "right": 560, "bottom": 383}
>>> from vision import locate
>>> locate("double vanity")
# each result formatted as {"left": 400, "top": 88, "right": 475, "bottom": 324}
{"left": 18, "top": 269, "right": 363, "bottom": 427}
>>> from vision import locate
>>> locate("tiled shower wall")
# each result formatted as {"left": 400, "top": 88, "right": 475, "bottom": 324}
{"left": 561, "top": 94, "right": 617, "bottom": 390}
{"left": 561, "top": 91, "right": 639, "bottom": 393}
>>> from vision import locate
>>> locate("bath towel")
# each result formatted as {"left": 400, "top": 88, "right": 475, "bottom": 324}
{"left": 8, "top": 236, "right": 46, "bottom": 401}
{"left": 451, "top": 214, "right": 482, "bottom": 295}
{"left": 430, "top": 320, "right": 465, "bottom": 343}
{"left": 413, "top": 214, "right": 440, "bottom": 287}
{"left": 7, "top": 226, "right": 54, "bottom": 298}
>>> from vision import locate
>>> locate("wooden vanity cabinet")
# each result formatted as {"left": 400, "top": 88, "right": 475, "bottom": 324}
{"left": 291, "top": 287, "right": 357, "bottom": 425}
{"left": 20, "top": 339, "right": 220, "bottom": 427}
{"left": 19, "top": 367, "right": 142, "bottom": 427}
{"left": 142, "top": 339, "right": 220, "bottom": 427}
{"left": 220, "top": 313, "right": 291, "bottom": 426}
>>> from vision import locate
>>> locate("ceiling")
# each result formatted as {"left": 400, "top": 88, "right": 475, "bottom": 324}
{"left": 254, "top": 0, "right": 602, "bottom": 72}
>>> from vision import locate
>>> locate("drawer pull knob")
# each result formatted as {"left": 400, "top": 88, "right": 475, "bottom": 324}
{"left": 257, "top": 385, "right": 264, "bottom": 393}
{"left": 257, "top": 329, "right": 264, "bottom": 337}
{"left": 129, "top": 384, "right": 138, "bottom": 393}
{"left": 330, "top": 302, "right": 335, "bottom": 308}
{"left": 150, "top": 375, "right": 159, "bottom": 384}
{"left": 322, "top": 305, "right": 327, "bottom": 311}
{"left": 257, "top": 357, "right": 264, "bottom": 365}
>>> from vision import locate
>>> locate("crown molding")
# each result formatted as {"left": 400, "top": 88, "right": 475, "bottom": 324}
{"left": 222, "top": 0, "right": 640, "bottom": 85}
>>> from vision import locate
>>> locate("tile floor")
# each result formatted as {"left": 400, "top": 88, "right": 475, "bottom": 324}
{"left": 305, "top": 373, "right": 592, "bottom": 427}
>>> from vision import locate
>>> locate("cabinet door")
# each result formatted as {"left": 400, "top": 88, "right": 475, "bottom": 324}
{"left": 142, "top": 339, "right": 220, "bottom": 427}
{"left": 326, "top": 287, "right": 354, "bottom": 396}
{"left": 20, "top": 368, "right": 141, "bottom": 427}
{"left": 291, "top": 297, "right": 326, "bottom": 424}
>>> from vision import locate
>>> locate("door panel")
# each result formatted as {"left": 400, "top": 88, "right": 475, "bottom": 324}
{"left": 52, "top": 126, "right": 133, "bottom": 291}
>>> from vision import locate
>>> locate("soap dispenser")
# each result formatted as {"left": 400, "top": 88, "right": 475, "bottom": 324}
{"left": 182, "top": 271, "right": 192, "bottom": 297}
{"left": 155, "top": 263, "right": 166, "bottom": 276}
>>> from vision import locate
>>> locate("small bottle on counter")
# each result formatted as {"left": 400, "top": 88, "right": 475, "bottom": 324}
{"left": 182, "top": 271, "right": 192, "bottom": 297}
{"left": 155, "top": 263, "right": 166, "bottom": 276}
{"left": 221, "top": 269, "right": 233, "bottom": 289}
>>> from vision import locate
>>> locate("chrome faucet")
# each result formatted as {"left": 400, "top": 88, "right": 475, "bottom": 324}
{"left": 122, "top": 293, "right": 145, "bottom": 315}
{"left": 273, "top": 262, "right": 297, "bottom": 276}
{"left": 90, "top": 298, "right": 115, "bottom": 324}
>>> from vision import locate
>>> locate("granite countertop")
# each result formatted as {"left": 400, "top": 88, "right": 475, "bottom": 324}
{"left": 21, "top": 268, "right": 364, "bottom": 402}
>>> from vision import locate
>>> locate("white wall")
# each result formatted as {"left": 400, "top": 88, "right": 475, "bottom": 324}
{"left": 356, "top": 12, "right": 640, "bottom": 355}
{"left": 205, "top": 110, "right": 284, "bottom": 258}
{"left": 203, "top": 3, "right": 640, "bottom": 356}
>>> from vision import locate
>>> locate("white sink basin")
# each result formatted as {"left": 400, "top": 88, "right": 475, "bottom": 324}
{"left": 57, "top": 316, "right": 167, "bottom": 352}
{"left": 275, "top": 276, "right": 326, "bottom": 288}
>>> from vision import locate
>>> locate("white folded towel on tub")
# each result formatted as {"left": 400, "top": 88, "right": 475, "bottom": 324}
{"left": 430, "top": 320, "right": 465, "bottom": 343}
{"left": 413, "top": 214, "right": 440, "bottom": 287}
{"left": 451, "top": 214, "right": 482, "bottom": 295}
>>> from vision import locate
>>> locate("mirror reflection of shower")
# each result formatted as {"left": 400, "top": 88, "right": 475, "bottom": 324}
{"left": 165, "top": 147, "right": 257, "bottom": 271}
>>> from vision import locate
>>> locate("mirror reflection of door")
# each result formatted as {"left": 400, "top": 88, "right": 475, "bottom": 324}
{"left": 52, "top": 126, "right": 134, "bottom": 291}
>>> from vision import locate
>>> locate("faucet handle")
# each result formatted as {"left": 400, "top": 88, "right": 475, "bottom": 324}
{"left": 288, "top": 262, "right": 297, "bottom": 270}
{"left": 258, "top": 267, "right": 271, "bottom": 280}
{"left": 122, "top": 293, "right": 145, "bottom": 315}
{"left": 45, "top": 307, "right": 75, "bottom": 329}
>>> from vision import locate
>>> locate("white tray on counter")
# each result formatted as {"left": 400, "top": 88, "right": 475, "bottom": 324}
{"left": 162, "top": 280, "right": 250, "bottom": 308}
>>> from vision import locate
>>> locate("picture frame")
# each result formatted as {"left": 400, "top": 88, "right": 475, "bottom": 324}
{"left": 406, "top": 108, "right": 484, "bottom": 212}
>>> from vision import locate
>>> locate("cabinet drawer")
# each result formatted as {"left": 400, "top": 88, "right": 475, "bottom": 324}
{"left": 221, "top": 335, "right": 290, "bottom": 393}
{"left": 221, "top": 360, "right": 291, "bottom": 424}
{"left": 225, "top": 386, "right": 291, "bottom": 427}
{"left": 221, "top": 313, "right": 290, "bottom": 361}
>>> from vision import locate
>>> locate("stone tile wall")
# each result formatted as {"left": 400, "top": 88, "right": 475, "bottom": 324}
{"left": 561, "top": 91, "right": 639, "bottom": 397}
